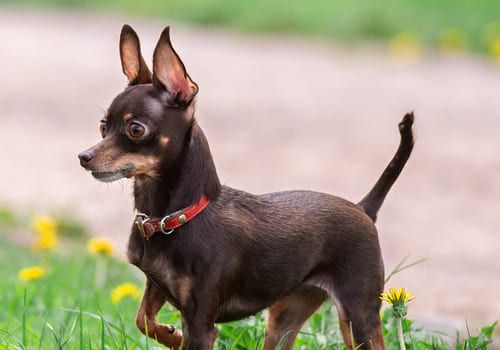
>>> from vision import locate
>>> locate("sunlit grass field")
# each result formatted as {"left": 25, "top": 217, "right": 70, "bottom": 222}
{"left": 0, "top": 208, "right": 496, "bottom": 349}
{"left": 0, "top": 231, "right": 342, "bottom": 349}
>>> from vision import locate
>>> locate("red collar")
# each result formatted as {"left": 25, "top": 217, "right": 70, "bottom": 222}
{"left": 134, "top": 196, "right": 210, "bottom": 240}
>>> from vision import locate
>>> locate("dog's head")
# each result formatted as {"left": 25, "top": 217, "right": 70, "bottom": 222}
{"left": 78, "top": 25, "right": 198, "bottom": 182}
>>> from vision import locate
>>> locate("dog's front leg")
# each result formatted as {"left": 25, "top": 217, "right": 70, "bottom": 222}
{"left": 181, "top": 317, "right": 218, "bottom": 350}
{"left": 180, "top": 296, "right": 219, "bottom": 350}
{"left": 136, "top": 279, "right": 183, "bottom": 349}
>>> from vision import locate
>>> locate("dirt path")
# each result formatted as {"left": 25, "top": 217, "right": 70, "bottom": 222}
{"left": 1, "top": 5, "right": 499, "bottom": 341}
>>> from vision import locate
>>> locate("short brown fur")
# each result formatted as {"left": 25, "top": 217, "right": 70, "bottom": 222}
{"left": 78, "top": 25, "right": 415, "bottom": 350}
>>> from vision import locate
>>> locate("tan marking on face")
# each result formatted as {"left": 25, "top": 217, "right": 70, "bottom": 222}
{"left": 123, "top": 113, "right": 133, "bottom": 122}
{"left": 115, "top": 154, "right": 162, "bottom": 178}
{"left": 84, "top": 139, "right": 116, "bottom": 171}
{"left": 85, "top": 140, "right": 161, "bottom": 179}
{"left": 176, "top": 276, "right": 192, "bottom": 308}
{"left": 160, "top": 136, "right": 170, "bottom": 147}
{"left": 104, "top": 110, "right": 109, "bottom": 118}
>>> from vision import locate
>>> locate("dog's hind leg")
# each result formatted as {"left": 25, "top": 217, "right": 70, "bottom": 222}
{"left": 334, "top": 298, "right": 385, "bottom": 350}
{"left": 332, "top": 272, "right": 385, "bottom": 350}
{"left": 136, "top": 280, "right": 183, "bottom": 349}
{"left": 263, "top": 287, "right": 328, "bottom": 350}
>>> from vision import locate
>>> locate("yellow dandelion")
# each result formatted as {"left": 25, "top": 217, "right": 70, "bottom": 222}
{"left": 111, "top": 283, "right": 141, "bottom": 303}
{"left": 380, "top": 287, "right": 416, "bottom": 304}
{"left": 32, "top": 214, "right": 58, "bottom": 250}
{"left": 19, "top": 266, "right": 45, "bottom": 281}
{"left": 439, "top": 28, "right": 468, "bottom": 53}
{"left": 389, "top": 31, "right": 422, "bottom": 62}
{"left": 380, "top": 287, "right": 416, "bottom": 320}
{"left": 381, "top": 288, "right": 416, "bottom": 350}
{"left": 87, "top": 237, "right": 114, "bottom": 256}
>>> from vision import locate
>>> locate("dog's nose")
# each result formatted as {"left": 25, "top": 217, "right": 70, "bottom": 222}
{"left": 78, "top": 150, "right": 94, "bottom": 167}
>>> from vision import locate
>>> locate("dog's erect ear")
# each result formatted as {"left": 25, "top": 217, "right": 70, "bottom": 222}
{"left": 152, "top": 26, "right": 198, "bottom": 106}
{"left": 119, "top": 25, "right": 152, "bottom": 85}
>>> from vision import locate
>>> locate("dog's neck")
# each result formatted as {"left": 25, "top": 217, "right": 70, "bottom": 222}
{"left": 133, "top": 120, "right": 221, "bottom": 217}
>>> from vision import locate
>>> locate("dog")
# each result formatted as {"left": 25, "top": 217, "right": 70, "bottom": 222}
{"left": 78, "top": 24, "right": 414, "bottom": 350}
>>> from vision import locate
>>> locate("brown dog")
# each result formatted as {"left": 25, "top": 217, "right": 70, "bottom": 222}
{"left": 78, "top": 25, "right": 414, "bottom": 350}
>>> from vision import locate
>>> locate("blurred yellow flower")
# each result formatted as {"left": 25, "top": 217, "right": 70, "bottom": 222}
{"left": 32, "top": 215, "right": 57, "bottom": 233}
{"left": 87, "top": 237, "right": 115, "bottom": 256}
{"left": 380, "top": 287, "right": 416, "bottom": 305}
{"left": 490, "top": 37, "right": 500, "bottom": 61}
{"left": 389, "top": 31, "right": 422, "bottom": 62}
{"left": 19, "top": 266, "right": 45, "bottom": 281}
{"left": 439, "top": 28, "right": 468, "bottom": 53}
{"left": 111, "top": 283, "right": 141, "bottom": 303}
{"left": 32, "top": 214, "right": 58, "bottom": 251}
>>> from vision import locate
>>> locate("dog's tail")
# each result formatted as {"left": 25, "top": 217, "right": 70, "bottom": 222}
{"left": 357, "top": 112, "right": 415, "bottom": 223}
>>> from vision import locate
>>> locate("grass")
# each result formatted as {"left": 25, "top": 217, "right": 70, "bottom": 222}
{"left": 0, "top": 237, "right": 151, "bottom": 349}
{"left": 0, "top": 210, "right": 497, "bottom": 349}
{"left": 2, "top": 0, "right": 500, "bottom": 56}
{"left": 0, "top": 234, "right": 343, "bottom": 349}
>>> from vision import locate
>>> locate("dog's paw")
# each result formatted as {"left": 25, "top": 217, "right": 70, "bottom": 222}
{"left": 157, "top": 324, "right": 183, "bottom": 350}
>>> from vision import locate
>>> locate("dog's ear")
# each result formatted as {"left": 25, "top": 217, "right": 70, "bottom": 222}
{"left": 152, "top": 26, "right": 198, "bottom": 106}
{"left": 119, "top": 24, "right": 152, "bottom": 85}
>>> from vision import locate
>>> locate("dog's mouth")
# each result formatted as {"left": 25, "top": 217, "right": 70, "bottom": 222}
{"left": 91, "top": 165, "right": 134, "bottom": 183}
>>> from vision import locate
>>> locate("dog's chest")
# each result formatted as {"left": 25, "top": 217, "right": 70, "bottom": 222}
{"left": 137, "top": 256, "right": 185, "bottom": 308}
{"left": 128, "top": 234, "right": 185, "bottom": 307}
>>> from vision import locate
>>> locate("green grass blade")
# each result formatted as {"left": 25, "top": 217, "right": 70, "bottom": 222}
{"left": 22, "top": 284, "right": 27, "bottom": 348}
{"left": 113, "top": 303, "right": 128, "bottom": 350}
{"left": 228, "top": 331, "right": 245, "bottom": 350}
{"left": 58, "top": 307, "right": 141, "bottom": 347}
{"left": 385, "top": 256, "right": 427, "bottom": 284}
{"left": 45, "top": 322, "right": 62, "bottom": 350}
{"left": 38, "top": 313, "right": 49, "bottom": 350}
{"left": 101, "top": 315, "right": 105, "bottom": 350}
{"left": 79, "top": 298, "right": 84, "bottom": 350}
{"left": 144, "top": 316, "right": 149, "bottom": 350}
{"left": 57, "top": 307, "right": 102, "bottom": 320}
{"left": 0, "top": 328, "right": 26, "bottom": 349}
{"left": 102, "top": 316, "right": 120, "bottom": 350}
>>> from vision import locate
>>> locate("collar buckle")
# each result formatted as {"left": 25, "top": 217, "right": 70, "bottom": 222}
{"left": 134, "top": 196, "right": 210, "bottom": 239}
{"left": 135, "top": 213, "right": 152, "bottom": 238}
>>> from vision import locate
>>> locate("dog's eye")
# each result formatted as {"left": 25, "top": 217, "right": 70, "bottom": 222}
{"left": 100, "top": 119, "right": 107, "bottom": 137}
{"left": 128, "top": 122, "right": 146, "bottom": 139}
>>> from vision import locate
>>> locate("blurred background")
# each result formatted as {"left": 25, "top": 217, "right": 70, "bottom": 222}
{"left": 1, "top": 0, "right": 499, "bottom": 344}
